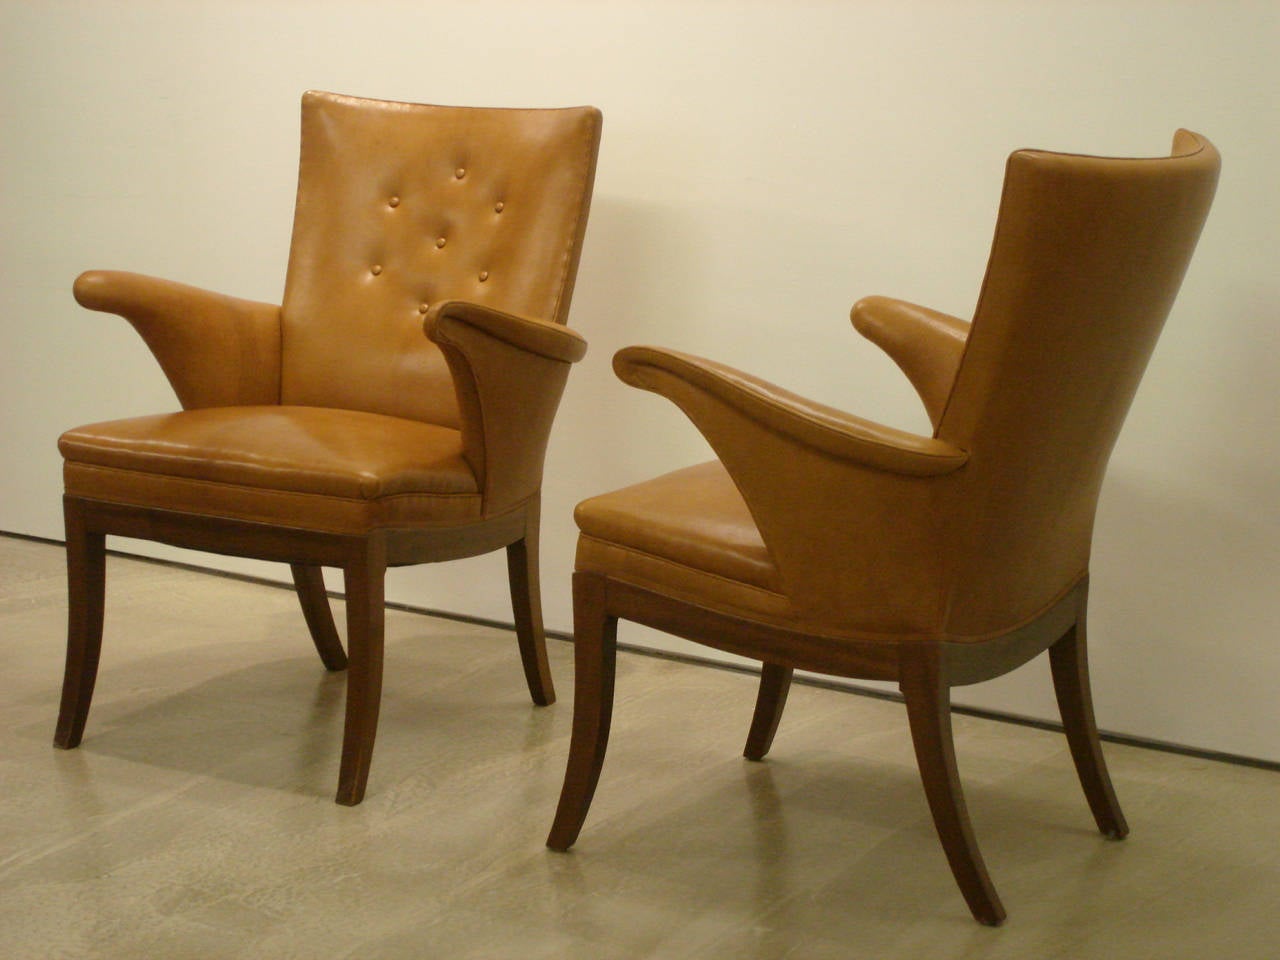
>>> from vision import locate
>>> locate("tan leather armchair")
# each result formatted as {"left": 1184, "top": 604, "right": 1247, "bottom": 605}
{"left": 55, "top": 92, "right": 602, "bottom": 805}
{"left": 548, "top": 132, "right": 1220, "bottom": 924}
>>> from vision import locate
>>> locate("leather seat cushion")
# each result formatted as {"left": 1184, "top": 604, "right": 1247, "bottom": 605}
{"left": 574, "top": 461, "right": 788, "bottom": 617}
{"left": 59, "top": 406, "right": 483, "bottom": 532}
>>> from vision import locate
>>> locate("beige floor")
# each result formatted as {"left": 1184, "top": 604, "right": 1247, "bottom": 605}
{"left": 1, "top": 535, "right": 1276, "bottom": 959}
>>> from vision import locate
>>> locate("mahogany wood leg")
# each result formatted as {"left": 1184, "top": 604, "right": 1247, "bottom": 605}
{"left": 334, "top": 540, "right": 387, "bottom": 806}
{"left": 744, "top": 663, "right": 793, "bottom": 761}
{"left": 901, "top": 649, "right": 1006, "bottom": 926}
{"left": 290, "top": 564, "right": 348, "bottom": 672}
{"left": 1049, "top": 617, "right": 1128, "bottom": 839}
{"left": 54, "top": 499, "right": 106, "bottom": 749}
{"left": 546, "top": 572, "right": 617, "bottom": 851}
{"left": 507, "top": 506, "right": 555, "bottom": 706}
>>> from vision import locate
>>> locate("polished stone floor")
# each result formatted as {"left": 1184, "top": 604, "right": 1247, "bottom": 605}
{"left": 1, "top": 535, "right": 1276, "bottom": 959}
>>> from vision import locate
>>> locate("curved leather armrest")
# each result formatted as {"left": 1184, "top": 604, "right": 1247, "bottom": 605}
{"left": 426, "top": 300, "right": 586, "bottom": 510}
{"left": 73, "top": 270, "right": 282, "bottom": 408}
{"left": 614, "top": 346, "right": 968, "bottom": 476}
{"left": 613, "top": 345, "right": 967, "bottom": 628}
{"left": 427, "top": 300, "right": 587, "bottom": 364}
{"left": 850, "top": 295, "right": 969, "bottom": 428}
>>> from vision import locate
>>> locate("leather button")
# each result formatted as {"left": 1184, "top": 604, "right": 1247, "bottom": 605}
{"left": 418, "top": 302, "right": 430, "bottom": 314}
{"left": 370, "top": 264, "right": 383, "bottom": 276}
{"left": 455, "top": 167, "right": 466, "bottom": 179}
{"left": 478, "top": 270, "right": 489, "bottom": 282}
{"left": 494, "top": 201, "right": 505, "bottom": 213}
{"left": 435, "top": 237, "right": 447, "bottom": 248}
{"left": 387, "top": 196, "right": 400, "bottom": 208}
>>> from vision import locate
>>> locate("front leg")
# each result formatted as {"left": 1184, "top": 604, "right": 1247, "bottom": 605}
{"left": 334, "top": 538, "right": 387, "bottom": 806}
{"left": 507, "top": 500, "right": 555, "bottom": 705}
{"left": 54, "top": 497, "right": 107, "bottom": 749}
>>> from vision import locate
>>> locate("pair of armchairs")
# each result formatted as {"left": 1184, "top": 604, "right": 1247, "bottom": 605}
{"left": 54, "top": 91, "right": 1219, "bottom": 923}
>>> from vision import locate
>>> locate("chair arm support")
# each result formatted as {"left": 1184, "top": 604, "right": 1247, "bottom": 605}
{"left": 850, "top": 296, "right": 969, "bottom": 428}
{"left": 614, "top": 346, "right": 968, "bottom": 476}
{"left": 72, "top": 270, "right": 282, "bottom": 408}
{"left": 427, "top": 300, "right": 587, "bottom": 364}
{"left": 426, "top": 300, "right": 586, "bottom": 510}
{"left": 613, "top": 345, "right": 966, "bottom": 628}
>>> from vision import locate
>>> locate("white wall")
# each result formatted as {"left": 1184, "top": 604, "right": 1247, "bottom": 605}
{"left": 2, "top": 1, "right": 1276, "bottom": 762}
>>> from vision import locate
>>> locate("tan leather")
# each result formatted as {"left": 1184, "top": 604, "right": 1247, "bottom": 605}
{"left": 577, "top": 462, "right": 778, "bottom": 588}
{"left": 281, "top": 92, "right": 601, "bottom": 428}
{"left": 585, "top": 345, "right": 970, "bottom": 637}
{"left": 72, "top": 271, "right": 282, "bottom": 408}
{"left": 428, "top": 299, "right": 587, "bottom": 511}
{"left": 850, "top": 296, "right": 969, "bottom": 429}
{"left": 575, "top": 461, "right": 788, "bottom": 621}
{"left": 60, "top": 406, "right": 481, "bottom": 535}
{"left": 577, "top": 131, "right": 1220, "bottom": 643}
{"left": 60, "top": 407, "right": 477, "bottom": 498}
{"left": 62, "top": 461, "right": 483, "bottom": 535}
{"left": 936, "top": 129, "right": 1220, "bottom": 635}
{"left": 62, "top": 92, "right": 601, "bottom": 532}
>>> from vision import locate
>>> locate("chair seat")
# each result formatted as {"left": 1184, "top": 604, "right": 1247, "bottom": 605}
{"left": 574, "top": 461, "right": 788, "bottom": 617}
{"left": 59, "top": 405, "right": 482, "bottom": 533}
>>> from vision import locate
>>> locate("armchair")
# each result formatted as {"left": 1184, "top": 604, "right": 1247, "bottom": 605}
{"left": 55, "top": 91, "right": 602, "bottom": 805}
{"left": 547, "top": 131, "right": 1220, "bottom": 923}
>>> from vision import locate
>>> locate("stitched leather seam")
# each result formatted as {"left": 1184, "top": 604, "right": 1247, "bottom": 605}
{"left": 577, "top": 533, "right": 785, "bottom": 599}
{"left": 66, "top": 464, "right": 481, "bottom": 504}
{"left": 549, "top": 112, "right": 600, "bottom": 325}
{"left": 940, "top": 572, "right": 1090, "bottom": 644}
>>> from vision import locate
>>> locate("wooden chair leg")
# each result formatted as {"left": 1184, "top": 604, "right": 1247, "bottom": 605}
{"left": 546, "top": 571, "right": 617, "bottom": 851}
{"left": 54, "top": 499, "right": 106, "bottom": 749}
{"left": 1049, "top": 616, "right": 1128, "bottom": 839}
{"left": 744, "top": 663, "right": 793, "bottom": 761}
{"left": 901, "top": 650, "right": 1006, "bottom": 926}
{"left": 290, "top": 563, "right": 348, "bottom": 672}
{"left": 334, "top": 540, "right": 387, "bottom": 806}
{"left": 507, "top": 506, "right": 555, "bottom": 706}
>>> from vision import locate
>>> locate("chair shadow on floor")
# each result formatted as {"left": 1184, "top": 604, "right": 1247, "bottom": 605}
{"left": 46, "top": 622, "right": 565, "bottom": 799}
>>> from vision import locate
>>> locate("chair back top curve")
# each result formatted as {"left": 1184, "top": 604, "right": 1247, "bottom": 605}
{"left": 934, "top": 131, "right": 1220, "bottom": 636}
{"left": 280, "top": 91, "right": 602, "bottom": 427}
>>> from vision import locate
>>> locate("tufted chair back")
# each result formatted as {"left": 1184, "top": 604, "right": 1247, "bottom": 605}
{"left": 935, "top": 131, "right": 1220, "bottom": 636}
{"left": 280, "top": 91, "right": 602, "bottom": 427}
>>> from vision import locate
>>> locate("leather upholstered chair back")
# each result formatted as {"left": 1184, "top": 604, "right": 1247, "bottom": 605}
{"left": 935, "top": 131, "right": 1220, "bottom": 636}
{"left": 281, "top": 91, "right": 602, "bottom": 427}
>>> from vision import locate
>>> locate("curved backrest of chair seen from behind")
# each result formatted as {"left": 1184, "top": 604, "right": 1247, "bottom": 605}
{"left": 937, "top": 130, "right": 1220, "bottom": 636}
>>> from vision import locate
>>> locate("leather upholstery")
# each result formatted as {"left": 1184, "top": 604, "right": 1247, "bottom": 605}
{"left": 575, "top": 131, "right": 1221, "bottom": 642}
{"left": 61, "top": 407, "right": 480, "bottom": 534}
{"left": 55, "top": 92, "right": 602, "bottom": 806}
{"left": 935, "top": 130, "right": 1220, "bottom": 635}
{"left": 427, "top": 299, "right": 587, "bottom": 511}
{"left": 71, "top": 271, "right": 283, "bottom": 409}
{"left": 61, "top": 92, "right": 602, "bottom": 529}
{"left": 850, "top": 296, "right": 968, "bottom": 429}
{"left": 556, "top": 131, "right": 1220, "bottom": 924}
{"left": 281, "top": 92, "right": 599, "bottom": 428}
{"left": 576, "top": 461, "right": 788, "bottom": 620}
